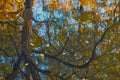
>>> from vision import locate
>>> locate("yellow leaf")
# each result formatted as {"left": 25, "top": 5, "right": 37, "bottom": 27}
{"left": 16, "top": 0, "right": 25, "bottom": 3}
{"left": 24, "top": 63, "right": 29, "bottom": 66}
{"left": 61, "top": 7, "right": 70, "bottom": 12}
{"left": 104, "top": 6, "right": 110, "bottom": 12}
{"left": 47, "top": 3, "right": 60, "bottom": 11}
{"left": 78, "top": 0, "right": 96, "bottom": 8}
{"left": 114, "top": 0, "right": 118, "bottom": 5}
{"left": 30, "top": 43, "right": 34, "bottom": 46}
{"left": 40, "top": 53, "right": 45, "bottom": 57}
{"left": 68, "top": 1, "right": 74, "bottom": 7}
{"left": 88, "top": 1, "right": 96, "bottom": 8}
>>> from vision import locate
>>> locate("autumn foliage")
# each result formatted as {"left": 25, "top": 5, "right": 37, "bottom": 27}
{"left": 0, "top": 0, "right": 120, "bottom": 80}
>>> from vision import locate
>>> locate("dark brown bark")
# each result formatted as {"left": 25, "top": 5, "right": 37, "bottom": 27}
{"left": 22, "top": 0, "right": 40, "bottom": 80}
{"left": 5, "top": 0, "right": 40, "bottom": 80}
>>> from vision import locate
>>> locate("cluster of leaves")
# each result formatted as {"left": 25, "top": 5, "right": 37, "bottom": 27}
{"left": 34, "top": 0, "right": 120, "bottom": 79}
{"left": 0, "top": 22, "right": 21, "bottom": 74}
{"left": 0, "top": 0, "right": 120, "bottom": 80}
{"left": 0, "top": 0, "right": 24, "bottom": 21}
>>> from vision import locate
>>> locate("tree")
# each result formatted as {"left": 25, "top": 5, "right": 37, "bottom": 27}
{"left": 0, "top": 0, "right": 120, "bottom": 80}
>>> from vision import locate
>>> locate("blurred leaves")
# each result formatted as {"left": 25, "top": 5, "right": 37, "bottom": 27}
{"left": 0, "top": 0, "right": 120, "bottom": 80}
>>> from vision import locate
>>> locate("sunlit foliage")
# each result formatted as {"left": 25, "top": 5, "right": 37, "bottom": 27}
{"left": 0, "top": 0, "right": 120, "bottom": 80}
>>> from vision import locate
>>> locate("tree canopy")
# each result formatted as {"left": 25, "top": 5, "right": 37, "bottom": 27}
{"left": 0, "top": 0, "right": 120, "bottom": 80}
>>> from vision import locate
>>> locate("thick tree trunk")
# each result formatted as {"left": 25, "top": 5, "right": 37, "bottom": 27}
{"left": 22, "top": 0, "right": 40, "bottom": 80}
{"left": 6, "top": 0, "right": 40, "bottom": 80}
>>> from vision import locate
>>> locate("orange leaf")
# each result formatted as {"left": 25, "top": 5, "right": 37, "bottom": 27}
{"left": 47, "top": 3, "right": 60, "bottom": 11}
{"left": 61, "top": 7, "right": 70, "bottom": 12}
